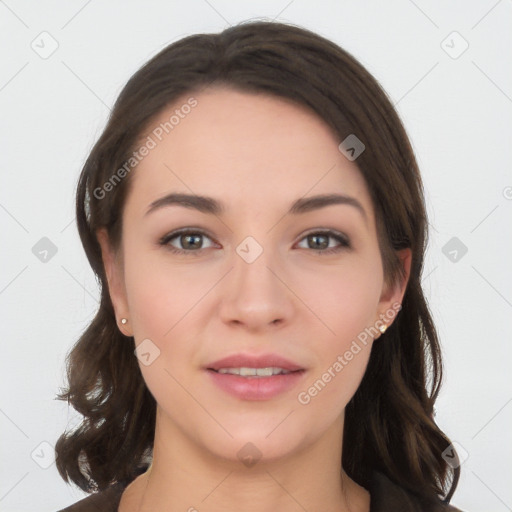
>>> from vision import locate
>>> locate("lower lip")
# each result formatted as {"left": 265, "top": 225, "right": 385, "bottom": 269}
{"left": 206, "top": 369, "right": 306, "bottom": 400}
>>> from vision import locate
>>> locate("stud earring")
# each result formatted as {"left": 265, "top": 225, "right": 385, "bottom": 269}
{"left": 121, "top": 318, "right": 128, "bottom": 325}
{"left": 378, "top": 323, "right": 387, "bottom": 334}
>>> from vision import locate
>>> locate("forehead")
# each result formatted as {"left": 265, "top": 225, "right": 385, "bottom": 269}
{"left": 127, "top": 87, "right": 374, "bottom": 220}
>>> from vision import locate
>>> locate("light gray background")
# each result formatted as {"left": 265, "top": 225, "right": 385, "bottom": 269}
{"left": 1, "top": 1, "right": 511, "bottom": 511}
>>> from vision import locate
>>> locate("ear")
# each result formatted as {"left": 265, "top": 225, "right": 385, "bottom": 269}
{"left": 96, "top": 228, "right": 132, "bottom": 337}
{"left": 376, "top": 248, "right": 412, "bottom": 332}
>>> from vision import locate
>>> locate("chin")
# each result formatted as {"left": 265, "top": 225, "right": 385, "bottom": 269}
{"left": 197, "top": 424, "right": 312, "bottom": 468}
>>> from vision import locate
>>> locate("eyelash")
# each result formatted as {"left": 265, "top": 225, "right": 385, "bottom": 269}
{"left": 158, "top": 228, "right": 351, "bottom": 256}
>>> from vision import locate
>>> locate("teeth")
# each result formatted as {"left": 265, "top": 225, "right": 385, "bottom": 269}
{"left": 216, "top": 367, "right": 292, "bottom": 376}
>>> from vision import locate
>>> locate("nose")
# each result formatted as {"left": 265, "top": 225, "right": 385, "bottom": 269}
{"left": 217, "top": 242, "right": 295, "bottom": 332}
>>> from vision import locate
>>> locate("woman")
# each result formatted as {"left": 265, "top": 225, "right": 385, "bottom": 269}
{"left": 56, "top": 20, "right": 464, "bottom": 511}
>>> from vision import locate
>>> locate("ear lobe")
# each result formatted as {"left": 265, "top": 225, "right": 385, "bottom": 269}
{"left": 96, "top": 228, "right": 131, "bottom": 334}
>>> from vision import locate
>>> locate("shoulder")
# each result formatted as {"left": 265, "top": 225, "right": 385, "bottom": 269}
{"left": 56, "top": 483, "right": 125, "bottom": 512}
{"left": 369, "top": 471, "right": 465, "bottom": 512}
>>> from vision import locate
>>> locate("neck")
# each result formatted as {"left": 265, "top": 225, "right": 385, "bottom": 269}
{"left": 121, "top": 408, "right": 369, "bottom": 512}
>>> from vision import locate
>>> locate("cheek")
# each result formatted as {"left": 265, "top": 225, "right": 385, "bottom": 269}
{"left": 122, "top": 250, "right": 219, "bottom": 396}
{"left": 293, "top": 260, "right": 381, "bottom": 410}
{"left": 124, "top": 266, "right": 202, "bottom": 413}
{"left": 123, "top": 246, "right": 214, "bottom": 339}
{"left": 295, "top": 256, "right": 383, "bottom": 339}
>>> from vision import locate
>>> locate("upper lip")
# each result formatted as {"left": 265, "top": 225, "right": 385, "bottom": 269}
{"left": 206, "top": 353, "right": 304, "bottom": 372}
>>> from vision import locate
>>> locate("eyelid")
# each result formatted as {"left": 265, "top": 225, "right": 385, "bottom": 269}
{"left": 298, "top": 228, "right": 350, "bottom": 244}
{"left": 159, "top": 227, "right": 351, "bottom": 254}
{"left": 158, "top": 227, "right": 217, "bottom": 249}
{"left": 294, "top": 228, "right": 351, "bottom": 253}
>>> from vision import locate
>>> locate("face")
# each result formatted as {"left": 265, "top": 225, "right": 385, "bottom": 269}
{"left": 97, "top": 87, "right": 410, "bottom": 466}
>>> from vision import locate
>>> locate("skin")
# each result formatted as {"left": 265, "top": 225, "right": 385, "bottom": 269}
{"left": 97, "top": 87, "right": 411, "bottom": 512}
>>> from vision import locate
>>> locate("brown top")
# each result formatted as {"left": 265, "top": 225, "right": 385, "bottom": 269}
{"left": 57, "top": 471, "right": 464, "bottom": 512}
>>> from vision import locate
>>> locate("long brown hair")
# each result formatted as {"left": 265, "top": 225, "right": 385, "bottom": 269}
{"left": 55, "top": 20, "right": 459, "bottom": 504}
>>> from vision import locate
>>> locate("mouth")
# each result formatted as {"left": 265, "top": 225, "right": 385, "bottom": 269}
{"left": 204, "top": 353, "right": 307, "bottom": 400}
{"left": 207, "top": 367, "right": 303, "bottom": 377}
{"left": 205, "top": 353, "right": 305, "bottom": 373}
{"left": 204, "top": 355, "right": 306, "bottom": 400}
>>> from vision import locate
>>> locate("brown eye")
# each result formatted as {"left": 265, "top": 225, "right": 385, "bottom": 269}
{"left": 296, "top": 230, "right": 351, "bottom": 255}
{"left": 159, "top": 229, "right": 215, "bottom": 255}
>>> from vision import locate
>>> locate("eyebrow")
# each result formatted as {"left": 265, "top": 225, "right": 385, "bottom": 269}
{"left": 145, "top": 192, "right": 367, "bottom": 221}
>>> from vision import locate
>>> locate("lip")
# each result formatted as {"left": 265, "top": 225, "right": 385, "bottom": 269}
{"left": 205, "top": 353, "right": 304, "bottom": 372}
{"left": 206, "top": 368, "right": 306, "bottom": 400}
{"left": 204, "top": 352, "right": 307, "bottom": 401}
